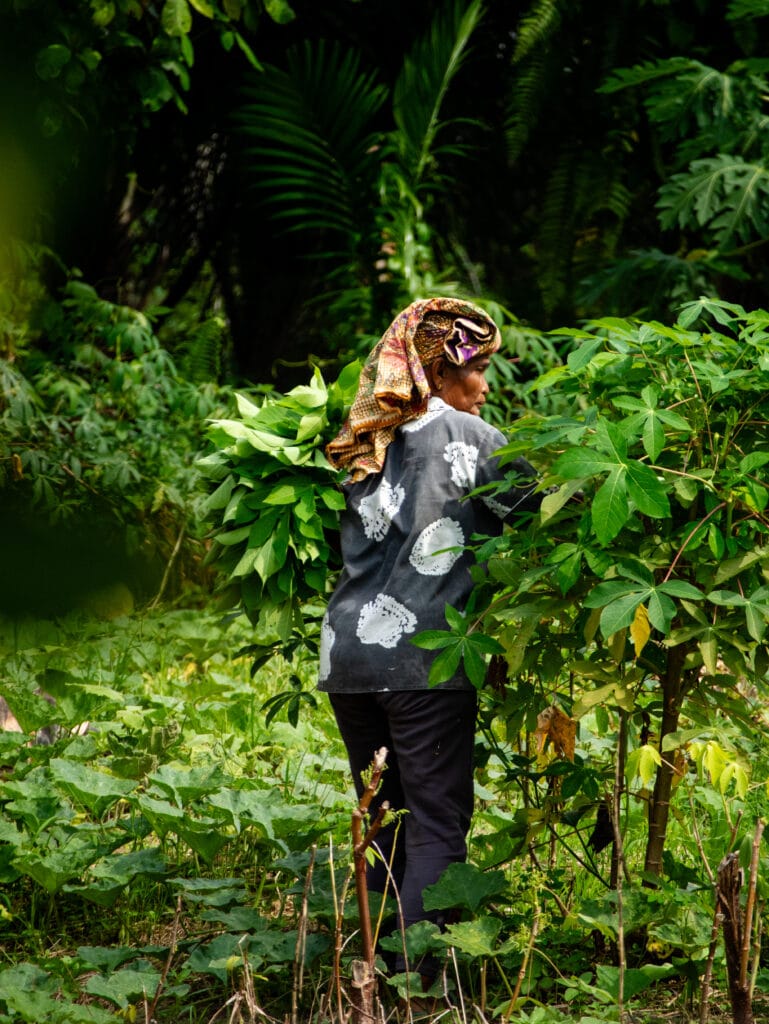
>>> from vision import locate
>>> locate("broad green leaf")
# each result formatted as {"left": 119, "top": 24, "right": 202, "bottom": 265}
{"left": 427, "top": 644, "right": 463, "bottom": 686}
{"left": 207, "top": 788, "right": 276, "bottom": 838}
{"left": 707, "top": 589, "right": 748, "bottom": 607}
{"left": 50, "top": 759, "right": 136, "bottom": 817}
{"left": 444, "top": 604, "right": 466, "bottom": 632}
{"left": 35, "top": 44, "right": 71, "bottom": 79}
{"left": 539, "top": 478, "right": 585, "bottom": 522}
{"left": 188, "top": 0, "right": 214, "bottom": 16}
{"left": 554, "top": 448, "right": 617, "bottom": 478}
{"left": 423, "top": 862, "right": 507, "bottom": 913}
{"left": 462, "top": 641, "right": 487, "bottom": 688}
{"left": 85, "top": 968, "right": 161, "bottom": 1008}
{"left": 137, "top": 795, "right": 185, "bottom": 836}
{"left": 600, "top": 590, "right": 646, "bottom": 637}
{"left": 658, "top": 579, "right": 702, "bottom": 599}
{"left": 596, "top": 964, "right": 675, "bottom": 1001}
{"left": 740, "top": 452, "right": 769, "bottom": 474}
{"left": 699, "top": 630, "right": 719, "bottom": 674}
{"left": 642, "top": 414, "right": 666, "bottom": 461}
{"left": 411, "top": 630, "right": 455, "bottom": 650}
{"left": 77, "top": 946, "right": 145, "bottom": 971}
{"left": 441, "top": 916, "right": 502, "bottom": 957}
{"left": 592, "top": 468, "right": 629, "bottom": 543}
{"left": 647, "top": 589, "right": 677, "bottom": 633}
{"left": 626, "top": 744, "right": 661, "bottom": 787}
{"left": 713, "top": 549, "right": 767, "bottom": 586}
{"left": 624, "top": 460, "right": 670, "bottom": 518}
{"left": 584, "top": 580, "right": 634, "bottom": 607}
{"left": 161, "top": 0, "right": 192, "bottom": 36}
{"left": 567, "top": 336, "right": 605, "bottom": 370}
{"left": 253, "top": 516, "right": 289, "bottom": 582}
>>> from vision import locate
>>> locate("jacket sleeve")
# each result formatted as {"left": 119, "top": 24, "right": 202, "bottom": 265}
{"left": 473, "top": 427, "right": 542, "bottom": 520}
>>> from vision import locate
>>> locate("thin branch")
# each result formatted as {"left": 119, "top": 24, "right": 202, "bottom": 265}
{"left": 149, "top": 524, "right": 187, "bottom": 609}
{"left": 739, "top": 819, "right": 765, "bottom": 990}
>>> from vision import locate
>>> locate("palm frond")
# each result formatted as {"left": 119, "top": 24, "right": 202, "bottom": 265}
{"left": 235, "top": 40, "right": 388, "bottom": 238}
{"left": 392, "top": 0, "right": 486, "bottom": 185}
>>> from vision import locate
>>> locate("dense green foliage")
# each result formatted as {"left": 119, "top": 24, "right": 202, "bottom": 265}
{"left": 4, "top": 1, "right": 769, "bottom": 1021}
{"left": 5, "top": 0, "right": 769, "bottom": 377}
{"left": 0, "top": 279, "right": 221, "bottom": 613}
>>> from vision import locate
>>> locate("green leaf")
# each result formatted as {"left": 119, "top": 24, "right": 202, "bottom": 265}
{"left": 188, "top": 0, "right": 214, "bottom": 15}
{"left": 85, "top": 968, "right": 161, "bottom": 1008}
{"left": 658, "top": 579, "right": 703, "bottom": 599}
{"left": 714, "top": 549, "right": 767, "bottom": 586}
{"left": 626, "top": 744, "right": 661, "bottom": 787}
{"left": 444, "top": 604, "right": 466, "bottom": 632}
{"left": 554, "top": 448, "right": 617, "bottom": 478}
{"left": 161, "top": 0, "right": 192, "bottom": 36}
{"left": 441, "top": 915, "right": 502, "bottom": 957}
{"left": 647, "top": 589, "right": 677, "bottom": 633}
{"left": 600, "top": 590, "right": 646, "bottom": 637}
{"left": 596, "top": 964, "right": 675, "bottom": 1001}
{"left": 427, "top": 644, "right": 462, "bottom": 686}
{"left": 264, "top": 0, "right": 296, "bottom": 23}
{"left": 592, "top": 468, "right": 629, "bottom": 544}
{"left": 50, "top": 758, "right": 136, "bottom": 817}
{"left": 422, "top": 862, "right": 507, "bottom": 913}
{"left": 35, "top": 44, "right": 71, "bottom": 80}
{"left": 567, "top": 336, "right": 605, "bottom": 370}
{"left": 539, "top": 479, "right": 585, "bottom": 522}
{"left": 462, "top": 641, "right": 487, "bottom": 688}
{"left": 411, "top": 630, "right": 456, "bottom": 650}
{"left": 624, "top": 460, "right": 670, "bottom": 518}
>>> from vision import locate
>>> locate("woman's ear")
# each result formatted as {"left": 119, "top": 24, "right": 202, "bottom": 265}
{"left": 427, "top": 356, "right": 447, "bottom": 393}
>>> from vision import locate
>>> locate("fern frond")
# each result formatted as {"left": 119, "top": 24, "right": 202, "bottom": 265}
{"left": 598, "top": 57, "right": 698, "bottom": 95}
{"left": 504, "top": 50, "right": 548, "bottom": 163}
{"left": 393, "top": 0, "right": 486, "bottom": 185}
{"left": 511, "top": 0, "right": 562, "bottom": 64}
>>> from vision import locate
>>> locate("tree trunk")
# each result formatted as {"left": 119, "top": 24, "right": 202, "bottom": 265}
{"left": 717, "top": 852, "right": 755, "bottom": 1024}
{"left": 643, "top": 644, "right": 687, "bottom": 878}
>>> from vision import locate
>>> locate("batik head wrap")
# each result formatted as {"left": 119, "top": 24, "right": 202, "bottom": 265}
{"left": 326, "top": 296, "right": 501, "bottom": 480}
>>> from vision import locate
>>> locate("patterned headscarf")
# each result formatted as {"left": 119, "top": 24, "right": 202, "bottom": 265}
{"left": 326, "top": 297, "right": 500, "bottom": 480}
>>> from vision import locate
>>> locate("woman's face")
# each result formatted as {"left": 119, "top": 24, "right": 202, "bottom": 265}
{"left": 432, "top": 355, "right": 492, "bottom": 415}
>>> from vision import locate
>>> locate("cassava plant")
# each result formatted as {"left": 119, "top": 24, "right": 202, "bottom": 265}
{"left": 471, "top": 297, "right": 769, "bottom": 879}
{"left": 196, "top": 360, "right": 360, "bottom": 650}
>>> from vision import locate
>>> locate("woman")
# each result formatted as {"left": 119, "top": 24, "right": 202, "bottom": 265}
{"left": 319, "top": 297, "right": 541, "bottom": 977}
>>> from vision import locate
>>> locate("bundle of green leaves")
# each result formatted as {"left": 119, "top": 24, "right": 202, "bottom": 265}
{"left": 197, "top": 361, "right": 361, "bottom": 641}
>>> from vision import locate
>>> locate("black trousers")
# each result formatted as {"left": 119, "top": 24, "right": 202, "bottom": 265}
{"left": 328, "top": 689, "right": 477, "bottom": 972}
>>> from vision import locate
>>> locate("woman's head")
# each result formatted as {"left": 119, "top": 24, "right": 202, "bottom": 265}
{"left": 424, "top": 353, "right": 492, "bottom": 416}
{"left": 326, "top": 297, "right": 501, "bottom": 479}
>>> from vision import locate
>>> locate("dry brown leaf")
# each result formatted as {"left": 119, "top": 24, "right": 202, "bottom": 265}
{"left": 534, "top": 705, "right": 576, "bottom": 761}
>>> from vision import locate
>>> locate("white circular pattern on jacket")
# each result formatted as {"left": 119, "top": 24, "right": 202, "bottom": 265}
{"left": 482, "top": 494, "right": 511, "bottom": 519}
{"left": 319, "top": 618, "right": 335, "bottom": 681}
{"left": 357, "top": 478, "right": 406, "bottom": 541}
{"left": 409, "top": 517, "right": 465, "bottom": 576}
{"left": 356, "top": 594, "right": 418, "bottom": 648}
{"left": 443, "top": 441, "right": 479, "bottom": 488}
